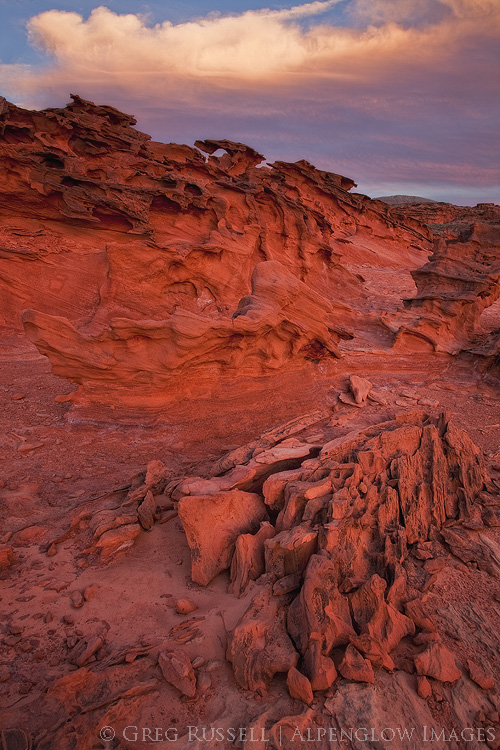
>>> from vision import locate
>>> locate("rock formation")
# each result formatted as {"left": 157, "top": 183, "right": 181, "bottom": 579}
{"left": 393, "top": 221, "right": 500, "bottom": 354}
{"left": 0, "top": 94, "right": 433, "bottom": 409}
{"left": 1, "top": 95, "right": 500, "bottom": 749}
{"left": 4, "top": 404, "right": 499, "bottom": 748}
{"left": 171, "top": 408, "right": 498, "bottom": 710}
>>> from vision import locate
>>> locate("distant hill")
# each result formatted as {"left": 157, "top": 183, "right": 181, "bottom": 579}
{"left": 376, "top": 194, "right": 436, "bottom": 205}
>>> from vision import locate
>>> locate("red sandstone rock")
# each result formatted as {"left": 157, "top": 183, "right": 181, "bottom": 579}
{"left": 302, "top": 634, "right": 337, "bottom": 691}
{"left": 137, "top": 490, "right": 158, "bottom": 531}
{"left": 287, "top": 554, "right": 354, "bottom": 654}
{"left": 0, "top": 545, "right": 14, "bottom": 569}
{"left": 286, "top": 666, "right": 314, "bottom": 705}
{"left": 0, "top": 96, "right": 445, "bottom": 410}
{"left": 393, "top": 219, "right": 500, "bottom": 354}
{"left": 89, "top": 522, "right": 142, "bottom": 559}
{"left": 338, "top": 644, "right": 375, "bottom": 683}
{"left": 264, "top": 524, "right": 318, "bottom": 580}
{"left": 405, "top": 599, "right": 437, "bottom": 632}
{"left": 178, "top": 489, "right": 266, "bottom": 585}
{"left": 1, "top": 95, "right": 500, "bottom": 749}
{"left": 414, "top": 642, "right": 461, "bottom": 683}
{"left": 349, "top": 375, "right": 373, "bottom": 404}
{"left": 467, "top": 659, "right": 495, "bottom": 690}
{"left": 417, "top": 675, "right": 432, "bottom": 700}
{"left": 175, "top": 599, "right": 198, "bottom": 615}
{"left": 69, "top": 636, "right": 104, "bottom": 667}
{"left": 350, "top": 574, "right": 415, "bottom": 654}
{"left": 158, "top": 649, "right": 196, "bottom": 697}
{"left": 227, "top": 588, "right": 298, "bottom": 694}
{"left": 228, "top": 521, "right": 275, "bottom": 597}
{"left": 350, "top": 634, "right": 395, "bottom": 671}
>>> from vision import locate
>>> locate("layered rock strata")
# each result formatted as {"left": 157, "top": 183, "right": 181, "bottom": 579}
{"left": 0, "top": 95, "right": 429, "bottom": 407}
{"left": 173, "top": 408, "right": 499, "bottom": 711}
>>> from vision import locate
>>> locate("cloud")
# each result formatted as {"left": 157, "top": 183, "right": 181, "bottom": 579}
{"left": 349, "top": 0, "right": 500, "bottom": 25}
{"left": 2, "top": 0, "right": 492, "bottom": 89}
{"left": 22, "top": 2, "right": 350, "bottom": 80}
{"left": 0, "top": 0, "right": 494, "bottom": 97}
{"left": 0, "top": 0, "right": 498, "bottom": 203}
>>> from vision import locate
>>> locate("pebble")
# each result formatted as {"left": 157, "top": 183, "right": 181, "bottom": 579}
{"left": 4, "top": 636, "right": 21, "bottom": 647}
{"left": 175, "top": 599, "right": 198, "bottom": 615}
{"left": 0, "top": 666, "right": 11, "bottom": 682}
{"left": 399, "top": 389, "right": 418, "bottom": 400}
{"left": 205, "top": 660, "right": 224, "bottom": 672}
{"left": 18, "top": 442, "right": 44, "bottom": 453}
{"left": 83, "top": 584, "right": 99, "bottom": 602}
{"left": 70, "top": 591, "right": 84, "bottom": 609}
{"left": 197, "top": 672, "right": 212, "bottom": 692}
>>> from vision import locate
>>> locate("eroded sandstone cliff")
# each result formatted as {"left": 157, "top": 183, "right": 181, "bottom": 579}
{"left": 1, "top": 96, "right": 500, "bottom": 750}
{"left": 1, "top": 94, "right": 433, "bottom": 409}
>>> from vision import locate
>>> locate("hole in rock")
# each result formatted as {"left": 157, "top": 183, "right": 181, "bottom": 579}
{"left": 69, "top": 136, "right": 107, "bottom": 156}
{"left": 184, "top": 183, "right": 202, "bottom": 197}
{"left": 61, "top": 176, "right": 81, "bottom": 187}
{"left": 161, "top": 178, "right": 177, "bottom": 189}
{"left": 92, "top": 209, "right": 134, "bottom": 232}
{"left": 150, "top": 195, "right": 182, "bottom": 214}
{"left": 222, "top": 450, "right": 321, "bottom": 494}
{"left": 40, "top": 153, "right": 64, "bottom": 169}
{"left": 2, "top": 126, "right": 32, "bottom": 144}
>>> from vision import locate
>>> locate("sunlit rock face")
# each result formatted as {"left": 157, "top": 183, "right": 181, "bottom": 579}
{"left": 2, "top": 95, "right": 500, "bottom": 750}
{"left": 1, "top": 94, "right": 435, "bottom": 409}
{"left": 374, "top": 200, "right": 500, "bottom": 357}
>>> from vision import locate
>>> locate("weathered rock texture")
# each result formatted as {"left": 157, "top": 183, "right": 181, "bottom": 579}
{"left": 2, "top": 96, "right": 500, "bottom": 750}
{"left": 0, "top": 95, "right": 432, "bottom": 407}
{"left": 394, "top": 222, "right": 500, "bottom": 353}
{"left": 171, "top": 407, "right": 500, "bottom": 721}
{"left": 374, "top": 199, "right": 500, "bottom": 357}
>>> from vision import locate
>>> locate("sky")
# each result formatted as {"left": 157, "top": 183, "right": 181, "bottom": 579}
{"left": 0, "top": 0, "right": 499, "bottom": 205}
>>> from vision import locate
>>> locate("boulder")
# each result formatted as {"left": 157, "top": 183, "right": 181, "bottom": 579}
{"left": 414, "top": 642, "right": 461, "bottom": 683}
{"left": 287, "top": 554, "right": 354, "bottom": 654}
{"left": 338, "top": 645, "right": 375, "bottom": 683}
{"left": 350, "top": 574, "right": 415, "bottom": 654}
{"left": 302, "top": 635, "right": 337, "bottom": 691}
{"left": 227, "top": 588, "right": 298, "bottom": 694}
{"left": 158, "top": 649, "right": 196, "bottom": 697}
{"left": 349, "top": 375, "right": 373, "bottom": 404}
{"left": 467, "top": 659, "right": 495, "bottom": 690}
{"left": 178, "top": 489, "right": 266, "bottom": 585}
{"left": 264, "top": 524, "right": 318, "bottom": 581}
{"left": 286, "top": 667, "right": 313, "bottom": 705}
{"left": 229, "top": 522, "right": 275, "bottom": 597}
